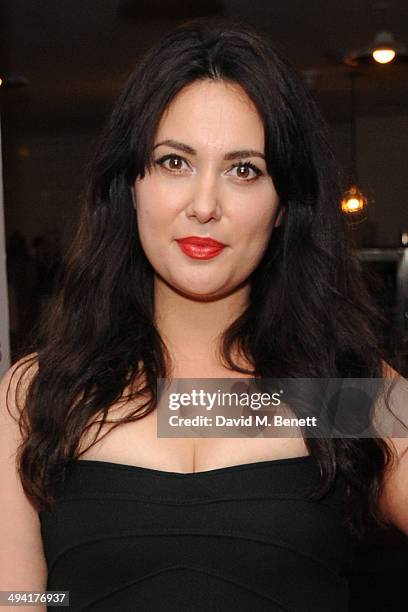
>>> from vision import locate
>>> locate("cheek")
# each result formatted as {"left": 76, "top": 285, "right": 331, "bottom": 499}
{"left": 238, "top": 197, "right": 279, "bottom": 247}
{"left": 134, "top": 179, "right": 169, "bottom": 231}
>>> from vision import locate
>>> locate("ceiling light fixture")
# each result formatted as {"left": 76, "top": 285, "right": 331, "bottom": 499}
{"left": 371, "top": 31, "right": 397, "bottom": 64}
{"left": 344, "top": 29, "right": 408, "bottom": 66}
{"left": 371, "top": 30, "right": 396, "bottom": 63}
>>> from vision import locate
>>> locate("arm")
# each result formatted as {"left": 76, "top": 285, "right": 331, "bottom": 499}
{"left": 0, "top": 355, "right": 48, "bottom": 611}
{"left": 377, "top": 361, "right": 408, "bottom": 536}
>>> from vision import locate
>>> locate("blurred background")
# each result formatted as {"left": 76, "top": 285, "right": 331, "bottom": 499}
{"left": 0, "top": 1, "right": 407, "bottom": 608}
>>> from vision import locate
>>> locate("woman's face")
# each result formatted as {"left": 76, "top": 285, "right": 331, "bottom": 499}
{"left": 133, "top": 79, "right": 283, "bottom": 300}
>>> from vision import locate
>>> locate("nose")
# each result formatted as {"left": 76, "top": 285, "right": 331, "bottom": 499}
{"left": 186, "top": 168, "right": 222, "bottom": 223}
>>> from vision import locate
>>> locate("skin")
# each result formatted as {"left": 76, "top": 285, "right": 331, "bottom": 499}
{"left": 132, "top": 79, "right": 284, "bottom": 371}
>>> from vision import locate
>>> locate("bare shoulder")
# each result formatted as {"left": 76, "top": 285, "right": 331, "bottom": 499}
{"left": 1, "top": 353, "right": 39, "bottom": 420}
{"left": 0, "top": 353, "right": 48, "bottom": 600}
{"left": 377, "top": 360, "right": 408, "bottom": 536}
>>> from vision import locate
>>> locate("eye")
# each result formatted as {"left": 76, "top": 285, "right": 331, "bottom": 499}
{"left": 154, "top": 154, "right": 190, "bottom": 173}
{"left": 228, "top": 161, "right": 263, "bottom": 182}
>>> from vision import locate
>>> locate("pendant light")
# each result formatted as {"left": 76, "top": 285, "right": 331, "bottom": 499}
{"left": 345, "top": 29, "right": 408, "bottom": 66}
{"left": 371, "top": 30, "right": 397, "bottom": 64}
{"left": 341, "top": 72, "right": 368, "bottom": 217}
{"left": 344, "top": 2, "right": 408, "bottom": 67}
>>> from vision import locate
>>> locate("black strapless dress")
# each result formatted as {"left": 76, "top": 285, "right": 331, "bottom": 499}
{"left": 39, "top": 455, "right": 355, "bottom": 611}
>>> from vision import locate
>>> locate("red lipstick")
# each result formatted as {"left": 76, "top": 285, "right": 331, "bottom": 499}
{"left": 176, "top": 236, "right": 226, "bottom": 260}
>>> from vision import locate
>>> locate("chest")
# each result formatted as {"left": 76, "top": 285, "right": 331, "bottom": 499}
{"left": 78, "top": 368, "right": 309, "bottom": 473}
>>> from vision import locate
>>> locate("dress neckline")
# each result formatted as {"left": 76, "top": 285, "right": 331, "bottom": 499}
{"left": 74, "top": 455, "right": 315, "bottom": 478}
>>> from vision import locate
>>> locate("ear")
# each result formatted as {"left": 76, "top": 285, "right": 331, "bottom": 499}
{"left": 274, "top": 203, "right": 285, "bottom": 228}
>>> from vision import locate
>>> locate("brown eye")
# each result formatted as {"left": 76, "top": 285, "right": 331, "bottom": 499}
{"left": 154, "top": 154, "right": 189, "bottom": 173}
{"left": 168, "top": 157, "right": 183, "bottom": 170}
{"left": 237, "top": 165, "right": 250, "bottom": 178}
{"left": 229, "top": 161, "right": 262, "bottom": 182}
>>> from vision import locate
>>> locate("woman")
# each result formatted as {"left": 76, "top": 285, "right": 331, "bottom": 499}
{"left": 1, "top": 18, "right": 407, "bottom": 612}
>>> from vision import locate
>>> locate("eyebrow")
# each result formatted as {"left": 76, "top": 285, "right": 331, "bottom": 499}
{"left": 152, "top": 139, "right": 265, "bottom": 161}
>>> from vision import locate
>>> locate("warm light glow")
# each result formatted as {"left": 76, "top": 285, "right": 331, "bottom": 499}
{"left": 0, "top": 77, "right": 3, "bottom": 87}
{"left": 341, "top": 185, "right": 368, "bottom": 214}
{"left": 372, "top": 48, "right": 396, "bottom": 64}
{"left": 346, "top": 198, "right": 361, "bottom": 210}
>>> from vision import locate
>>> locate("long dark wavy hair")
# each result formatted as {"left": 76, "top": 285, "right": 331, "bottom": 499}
{"left": 8, "top": 18, "right": 405, "bottom": 541}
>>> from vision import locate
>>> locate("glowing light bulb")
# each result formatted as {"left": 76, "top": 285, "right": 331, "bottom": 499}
{"left": 341, "top": 185, "right": 368, "bottom": 215}
{"left": 347, "top": 198, "right": 361, "bottom": 210}
{"left": 372, "top": 48, "right": 396, "bottom": 64}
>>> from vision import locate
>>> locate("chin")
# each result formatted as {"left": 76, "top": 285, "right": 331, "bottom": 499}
{"left": 174, "top": 282, "right": 230, "bottom": 301}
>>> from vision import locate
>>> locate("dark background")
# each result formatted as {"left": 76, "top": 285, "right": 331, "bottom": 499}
{"left": 0, "top": 2, "right": 407, "bottom": 609}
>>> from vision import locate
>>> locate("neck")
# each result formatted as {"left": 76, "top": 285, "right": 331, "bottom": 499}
{"left": 153, "top": 275, "right": 251, "bottom": 372}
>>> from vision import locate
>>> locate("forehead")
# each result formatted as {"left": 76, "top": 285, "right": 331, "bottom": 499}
{"left": 155, "top": 79, "right": 265, "bottom": 150}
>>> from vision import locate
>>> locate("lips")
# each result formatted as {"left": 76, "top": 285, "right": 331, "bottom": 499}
{"left": 176, "top": 236, "right": 225, "bottom": 247}
{"left": 175, "top": 236, "right": 226, "bottom": 260}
